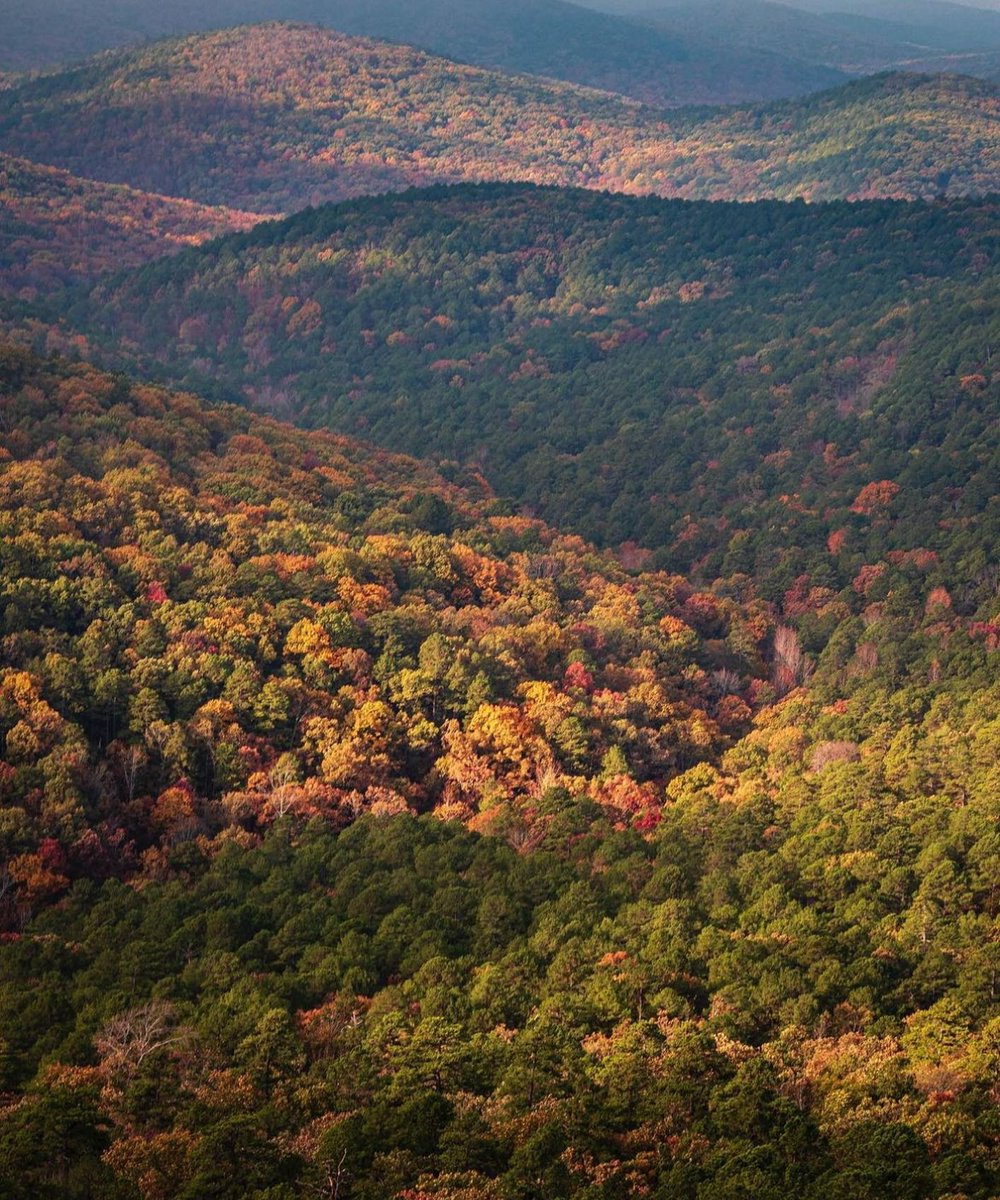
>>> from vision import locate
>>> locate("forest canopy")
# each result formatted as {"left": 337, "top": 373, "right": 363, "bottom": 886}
{"left": 0, "top": 12, "right": 998, "bottom": 1196}
{"left": 0, "top": 343, "right": 997, "bottom": 1198}
{"left": 43, "top": 182, "right": 1000, "bottom": 593}
{"left": 0, "top": 27, "right": 995, "bottom": 214}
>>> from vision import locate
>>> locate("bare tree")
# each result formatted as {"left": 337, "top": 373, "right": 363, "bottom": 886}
{"left": 308, "top": 1150, "right": 349, "bottom": 1200}
{"left": 711, "top": 667, "right": 742, "bottom": 696}
{"left": 112, "top": 741, "right": 147, "bottom": 802}
{"left": 265, "top": 756, "right": 304, "bottom": 820}
{"left": 772, "top": 625, "right": 812, "bottom": 696}
{"left": 0, "top": 867, "right": 29, "bottom": 933}
{"left": 95, "top": 1001, "right": 191, "bottom": 1076}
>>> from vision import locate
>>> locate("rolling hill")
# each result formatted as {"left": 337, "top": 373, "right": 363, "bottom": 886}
{"left": 581, "top": 0, "right": 1000, "bottom": 82}
{"left": 0, "top": 0, "right": 845, "bottom": 106}
{"left": 572, "top": 0, "right": 1000, "bottom": 86}
{"left": 54, "top": 182, "right": 1000, "bottom": 594}
{"left": 1, "top": 6, "right": 999, "bottom": 1194}
{"left": 0, "top": 27, "right": 996, "bottom": 214}
{"left": 0, "top": 153, "right": 263, "bottom": 295}
{"left": 785, "top": 0, "right": 1000, "bottom": 45}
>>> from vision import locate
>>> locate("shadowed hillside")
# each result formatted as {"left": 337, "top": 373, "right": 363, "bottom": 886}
{"left": 48, "top": 183, "right": 1000, "bottom": 594}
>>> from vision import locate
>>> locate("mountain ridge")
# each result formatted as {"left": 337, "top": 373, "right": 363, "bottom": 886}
{"left": 0, "top": 27, "right": 996, "bottom": 217}
{"left": 0, "top": 152, "right": 264, "bottom": 295}
{"left": 0, "top": 0, "right": 846, "bottom": 106}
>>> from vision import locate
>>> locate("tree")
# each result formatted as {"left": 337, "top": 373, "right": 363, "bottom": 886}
{"left": 95, "top": 1001, "right": 190, "bottom": 1080}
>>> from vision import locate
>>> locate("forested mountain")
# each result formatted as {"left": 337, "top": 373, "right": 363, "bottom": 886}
{"left": 0, "top": 27, "right": 996, "bottom": 216}
{"left": 577, "top": 0, "right": 1000, "bottom": 83}
{"left": 786, "top": 0, "right": 1000, "bottom": 45}
{"left": 0, "top": 154, "right": 262, "bottom": 296}
{"left": 0, "top": 339, "right": 773, "bottom": 882}
{"left": 53, "top": 183, "right": 999, "bottom": 597}
{"left": 10, "top": 0, "right": 1000, "bottom": 99}
{"left": 889, "top": 48, "right": 1000, "bottom": 78}
{"left": 0, "top": 0, "right": 846, "bottom": 106}
{"left": 634, "top": 1, "right": 933, "bottom": 71}
{"left": 580, "top": 0, "right": 1000, "bottom": 71}
{"left": 0, "top": 343, "right": 997, "bottom": 1199}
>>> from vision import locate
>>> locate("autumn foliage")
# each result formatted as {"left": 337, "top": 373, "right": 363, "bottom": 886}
{"left": 0, "top": 27, "right": 996, "bottom": 217}
{"left": 0, "top": 340, "right": 996, "bottom": 1197}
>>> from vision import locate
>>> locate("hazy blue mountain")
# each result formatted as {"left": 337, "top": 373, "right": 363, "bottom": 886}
{"left": 577, "top": 0, "right": 1000, "bottom": 76}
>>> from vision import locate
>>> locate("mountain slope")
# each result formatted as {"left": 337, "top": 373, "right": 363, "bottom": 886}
{"left": 57, "top": 183, "right": 1000, "bottom": 592}
{"left": 0, "top": 337, "right": 766, "bottom": 871}
{"left": 785, "top": 0, "right": 1000, "bottom": 49}
{"left": 0, "top": 28, "right": 996, "bottom": 213}
{"left": 0, "top": 343, "right": 997, "bottom": 1200}
{"left": 0, "top": 153, "right": 263, "bottom": 295}
{"left": 582, "top": 0, "right": 1000, "bottom": 81}
{"left": 888, "top": 47, "right": 1000, "bottom": 79}
{"left": 0, "top": 0, "right": 845, "bottom": 105}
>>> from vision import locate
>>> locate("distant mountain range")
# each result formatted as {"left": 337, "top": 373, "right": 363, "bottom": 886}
{"left": 585, "top": 0, "right": 1000, "bottom": 57}
{"left": 7, "top": 0, "right": 1000, "bottom": 103}
{"left": 0, "top": 26, "right": 996, "bottom": 221}
{"left": 0, "top": 0, "right": 846, "bottom": 106}
{"left": 579, "top": 0, "right": 1000, "bottom": 84}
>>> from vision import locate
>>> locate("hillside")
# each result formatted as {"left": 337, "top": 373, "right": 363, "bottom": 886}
{"left": 0, "top": 0, "right": 845, "bottom": 106}
{"left": 0, "top": 339, "right": 759, "bottom": 847}
{"left": 683, "top": 71, "right": 1000, "bottom": 199}
{"left": 0, "top": 153, "right": 263, "bottom": 296}
{"left": 0, "top": 343, "right": 997, "bottom": 1198}
{"left": 0, "top": 28, "right": 996, "bottom": 214}
{"left": 888, "top": 47, "right": 1000, "bottom": 79}
{"left": 56, "top": 183, "right": 1000, "bottom": 596}
{"left": 2, "top": 3, "right": 999, "bottom": 1195}
{"left": 578, "top": 0, "right": 1000, "bottom": 86}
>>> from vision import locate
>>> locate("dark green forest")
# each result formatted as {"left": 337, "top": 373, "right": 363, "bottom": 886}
{"left": 55, "top": 183, "right": 1000, "bottom": 592}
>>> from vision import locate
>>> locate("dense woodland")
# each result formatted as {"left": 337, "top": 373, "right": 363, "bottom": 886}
{"left": 0, "top": 342, "right": 762, "bottom": 874}
{"left": 48, "top": 183, "right": 1000, "bottom": 593}
{"left": 0, "top": 154, "right": 260, "bottom": 296}
{"left": 0, "top": 6, "right": 998, "bottom": 1198}
{"left": 9, "top": 0, "right": 1000, "bottom": 101}
{"left": 0, "top": 344, "right": 997, "bottom": 1199}
{"left": 0, "top": 28, "right": 996, "bottom": 215}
